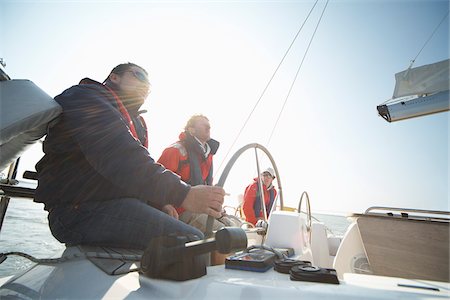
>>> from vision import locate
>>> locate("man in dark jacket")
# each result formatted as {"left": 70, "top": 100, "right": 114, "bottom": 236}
{"left": 35, "top": 63, "right": 225, "bottom": 249}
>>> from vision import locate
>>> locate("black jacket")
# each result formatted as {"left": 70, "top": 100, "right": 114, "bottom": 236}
{"left": 35, "top": 80, "right": 190, "bottom": 211}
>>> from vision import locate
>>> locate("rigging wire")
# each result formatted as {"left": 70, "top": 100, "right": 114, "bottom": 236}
{"left": 215, "top": 0, "right": 320, "bottom": 177}
{"left": 408, "top": 10, "right": 449, "bottom": 70}
{"left": 267, "top": 0, "right": 329, "bottom": 146}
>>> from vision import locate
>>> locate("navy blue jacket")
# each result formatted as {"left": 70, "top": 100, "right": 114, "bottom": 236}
{"left": 35, "top": 80, "right": 190, "bottom": 211}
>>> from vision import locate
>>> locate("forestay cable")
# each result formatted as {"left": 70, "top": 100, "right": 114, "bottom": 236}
{"left": 215, "top": 0, "right": 320, "bottom": 176}
{"left": 267, "top": 0, "right": 329, "bottom": 146}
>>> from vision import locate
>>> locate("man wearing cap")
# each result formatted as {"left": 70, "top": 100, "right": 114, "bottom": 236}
{"left": 242, "top": 167, "right": 278, "bottom": 225}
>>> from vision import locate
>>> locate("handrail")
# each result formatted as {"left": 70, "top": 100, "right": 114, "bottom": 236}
{"left": 362, "top": 206, "right": 450, "bottom": 223}
{"left": 0, "top": 158, "right": 21, "bottom": 233}
{"left": 365, "top": 206, "right": 450, "bottom": 216}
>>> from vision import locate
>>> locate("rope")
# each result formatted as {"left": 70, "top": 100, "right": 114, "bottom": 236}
{"left": 267, "top": 0, "right": 329, "bottom": 146}
{"left": 408, "top": 10, "right": 449, "bottom": 69}
{"left": 380, "top": 94, "right": 416, "bottom": 105}
{"left": 245, "top": 244, "right": 286, "bottom": 259}
{"left": 1, "top": 251, "right": 142, "bottom": 265}
{"left": 215, "top": 0, "right": 320, "bottom": 177}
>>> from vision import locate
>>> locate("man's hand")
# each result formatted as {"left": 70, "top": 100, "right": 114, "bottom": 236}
{"left": 181, "top": 185, "right": 225, "bottom": 218}
{"left": 162, "top": 204, "right": 179, "bottom": 219}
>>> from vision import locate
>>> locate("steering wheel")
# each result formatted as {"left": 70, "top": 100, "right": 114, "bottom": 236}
{"left": 205, "top": 143, "right": 284, "bottom": 236}
{"left": 297, "top": 191, "right": 312, "bottom": 245}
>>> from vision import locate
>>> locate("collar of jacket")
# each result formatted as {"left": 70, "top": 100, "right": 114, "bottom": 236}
{"left": 78, "top": 77, "right": 148, "bottom": 148}
{"left": 179, "top": 132, "right": 220, "bottom": 155}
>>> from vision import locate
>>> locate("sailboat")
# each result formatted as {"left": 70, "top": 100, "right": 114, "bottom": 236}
{"left": 0, "top": 57, "right": 449, "bottom": 298}
{"left": 1, "top": 1, "right": 449, "bottom": 297}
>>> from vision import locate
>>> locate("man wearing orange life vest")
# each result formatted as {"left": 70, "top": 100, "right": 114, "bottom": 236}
{"left": 158, "top": 114, "right": 225, "bottom": 232}
{"left": 242, "top": 167, "right": 278, "bottom": 225}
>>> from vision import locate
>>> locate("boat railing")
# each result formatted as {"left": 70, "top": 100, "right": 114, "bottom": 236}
{"left": 362, "top": 206, "right": 450, "bottom": 222}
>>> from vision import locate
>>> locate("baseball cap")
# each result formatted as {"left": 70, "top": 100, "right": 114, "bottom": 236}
{"left": 261, "top": 167, "right": 275, "bottom": 178}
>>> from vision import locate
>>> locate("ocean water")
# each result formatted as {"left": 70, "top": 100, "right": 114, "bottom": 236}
{"left": 0, "top": 199, "right": 352, "bottom": 278}
{"left": 0, "top": 199, "right": 65, "bottom": 277}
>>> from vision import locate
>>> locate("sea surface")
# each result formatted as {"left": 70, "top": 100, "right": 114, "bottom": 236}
{"left": 0, "top": 198, "right": 352, "bottom": 278}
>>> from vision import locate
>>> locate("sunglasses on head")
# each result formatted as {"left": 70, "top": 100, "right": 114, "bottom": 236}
{"left": 124, "top": 70, "right": 149, "bottom": 84}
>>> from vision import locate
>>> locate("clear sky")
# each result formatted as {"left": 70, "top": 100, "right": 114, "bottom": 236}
{"left": 1, "top": 0, "right": 448, "bottom": 214}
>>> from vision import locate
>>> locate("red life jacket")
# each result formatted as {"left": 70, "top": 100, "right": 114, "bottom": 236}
{"left": 103, "top": 84, "right": 148, "bottom": 149}
{"left": 243, "top": 179, "right": 277, "bottom": 225}
{"left": 158, "top": 132, "right": 219, "bottom": 214}
{"left": 79, "top": 78, "right": 148, "bottom": 148}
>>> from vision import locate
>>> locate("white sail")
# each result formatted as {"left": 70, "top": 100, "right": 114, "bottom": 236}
{"left": 393, "top": 59, "right": 449, "bottom": 98}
